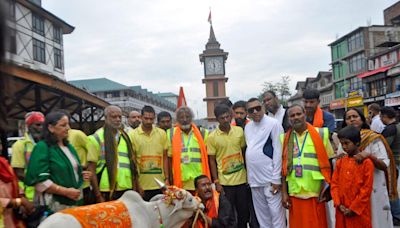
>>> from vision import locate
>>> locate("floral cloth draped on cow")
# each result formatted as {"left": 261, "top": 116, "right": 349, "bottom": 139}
{"left": 60, "top": 200, "right": 132, "bottom": 228}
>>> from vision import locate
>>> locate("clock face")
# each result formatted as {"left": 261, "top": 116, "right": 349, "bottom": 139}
{"left": 205, "top": 57, "right": 224, "bottom": 75}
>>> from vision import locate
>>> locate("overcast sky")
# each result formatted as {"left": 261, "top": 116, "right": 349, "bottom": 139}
{"left": 44, "top": 0, "right": 397, "bottom": 118}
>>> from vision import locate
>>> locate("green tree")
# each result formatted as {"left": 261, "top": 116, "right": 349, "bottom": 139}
{"left": 260, "top": 75, "right": 292, "bottom": 106}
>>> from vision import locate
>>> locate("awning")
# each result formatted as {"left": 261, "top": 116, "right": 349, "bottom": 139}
{"left": 357, "top": 65, "right": 392, "bottom": 79}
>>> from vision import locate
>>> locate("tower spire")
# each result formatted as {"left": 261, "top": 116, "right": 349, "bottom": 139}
{"left": 206, "top": 24, "right": 220, "bottom": 49}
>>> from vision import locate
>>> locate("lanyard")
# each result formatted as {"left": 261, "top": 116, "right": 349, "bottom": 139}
{"left": 182, "top": 131, "right": 192, "bottom": 149}
{"left": 294, "top": 132, "right": 308, "bottom": 164}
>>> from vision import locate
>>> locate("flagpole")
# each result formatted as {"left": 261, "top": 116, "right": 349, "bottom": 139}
{"left": 208, "top": 7, "right": 212, "bottom": 25}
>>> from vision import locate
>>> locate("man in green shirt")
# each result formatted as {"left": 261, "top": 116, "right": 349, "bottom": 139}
{"left": 208, "top": 104, "right": 250, "bottom": 228}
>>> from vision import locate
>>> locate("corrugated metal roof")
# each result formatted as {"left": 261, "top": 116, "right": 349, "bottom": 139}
{"left": 69, "top": 78, "right": 129, "bottom": 92}
{"left": 69, "top": 78, "right": 176, "bottom": 109}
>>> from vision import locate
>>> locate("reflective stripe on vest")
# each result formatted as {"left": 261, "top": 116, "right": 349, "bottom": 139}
{"left": 286, "top": 127, "right": 328, "bottom": 195}
{"left": 168, "top": 127, "right": 204, "bottom": 182}
{"left": 181, "top": 148, "right": 201, "bottom": 153}
{"left": 22, "top": 138, "right": 35, "bottom": 200}
{"left": 93, "top": 129, "right": 132, "bottom": 191}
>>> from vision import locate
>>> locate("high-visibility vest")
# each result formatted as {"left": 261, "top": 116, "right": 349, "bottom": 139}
{"left": 16, "top": 134, "right": 35, "bottom": 201}
{"left": 283, "top": 128, "right": 328, "bottom": 195}
{"left": 167, "top": 127, "right": 207, "bottom": 182}
{"left": 92, "top": 128, "right": 132, "bottom": 191}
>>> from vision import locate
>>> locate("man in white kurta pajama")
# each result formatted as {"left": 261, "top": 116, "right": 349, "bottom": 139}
{"left": 244, "top": 98, "right": 285, "bottom": 228}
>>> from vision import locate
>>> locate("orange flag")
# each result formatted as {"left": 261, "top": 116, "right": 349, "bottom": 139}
{"left": 177, "top": 86, "right": 187, "bottom": 109}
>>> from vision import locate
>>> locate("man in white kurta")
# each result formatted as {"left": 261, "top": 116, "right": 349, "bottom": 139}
{"left": 244, "top": 98, "right": 285, "bottom": 228}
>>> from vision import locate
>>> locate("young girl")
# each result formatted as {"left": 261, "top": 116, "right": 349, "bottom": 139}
{"left": 331, "top": 125, "right": 374, "bottom": 228}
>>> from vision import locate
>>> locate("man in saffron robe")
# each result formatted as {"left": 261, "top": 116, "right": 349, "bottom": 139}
{"left": 192, "top": 175, "right": 236, "bottom": 228}
{"left": 331, "top": 125, "right": 374, "bottom": 228}
{"left": 282, "top": 104, "right": 334, "bottom": 228}
{"left": 303, "top": 89, "right": 335, "bottom": 134}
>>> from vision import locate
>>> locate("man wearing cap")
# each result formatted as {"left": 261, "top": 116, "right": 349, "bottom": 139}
{"left": 11, "top": 111, "right": 45, "bottom": 201}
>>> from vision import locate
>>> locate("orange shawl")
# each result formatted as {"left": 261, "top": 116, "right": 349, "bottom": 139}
{"left": 196, "top": 190, "right": 219, "bottom": 228}
{"left": 172, "top": 124, "right": 210, "bottom": 188}
{"left": 282, "top": 123, "right": 331, "bottom": 183}
{"left": 359, "top": 129, "right": 398, "bottom": 200}
{"left": 312, "top": 106, "right": 324, "bottom": 128}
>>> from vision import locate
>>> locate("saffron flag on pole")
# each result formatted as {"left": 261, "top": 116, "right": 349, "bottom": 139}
{"left": 208, "top": 10, "right": 212, "bottom": 24}
{"left": 177, "top": 86, "right": 187, "bottom": 109}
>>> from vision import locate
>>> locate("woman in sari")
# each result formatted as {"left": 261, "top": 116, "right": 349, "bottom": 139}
{"left": 0, "top": 141, "right": 34, "bottom": 228}
{"left": 25, "top": 111, "right": 90, "bottom": 212}
{"left": 342, "top": 108, "right": 396, "bottom": 228}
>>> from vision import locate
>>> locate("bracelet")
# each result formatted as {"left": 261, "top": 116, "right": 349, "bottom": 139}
{"left": 55, "top": 185, "right": 61, "bottom": 193}
{"left": 15, "top": 198, "right": 22, "bottom": 207}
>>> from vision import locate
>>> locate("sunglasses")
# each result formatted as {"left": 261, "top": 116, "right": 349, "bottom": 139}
{"left": 247, "top": 106, "right": 262, "bottom": 114}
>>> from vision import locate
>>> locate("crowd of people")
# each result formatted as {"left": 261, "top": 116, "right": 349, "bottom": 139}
{"left": 2, "top": 87, "right": 400, "bottom": 228}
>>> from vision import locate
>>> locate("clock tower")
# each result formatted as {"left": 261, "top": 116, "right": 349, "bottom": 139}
{"left": 199, "top": 24, "right": 229, "bottom": 123}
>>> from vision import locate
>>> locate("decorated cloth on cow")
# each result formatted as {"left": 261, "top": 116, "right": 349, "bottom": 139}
{"left": 60, "top": 200, "right": 131, "bottom": 228}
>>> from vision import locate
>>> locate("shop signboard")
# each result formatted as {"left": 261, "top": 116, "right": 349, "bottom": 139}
{"left": 385, "top": 97, "right": 400, "bottom": 106}
{"left": 330, "top": 99, "right": 345, "bottom": 110}
{"left": 375, "top": 96, "right": 385, "bottom": 101}
{"left": 363, "top": 98, "right": 375, "bottom": 103}
{"left": 388, "top": 65, "right": 400, "bottom": 76}
{"left": 347, "top": 96, "right": 363, "bottom": 108}
{"left": 348, "top": 90, "right": 362, "bottom": 98}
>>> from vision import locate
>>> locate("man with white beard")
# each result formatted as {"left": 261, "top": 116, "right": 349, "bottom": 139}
{"left": 167, "top": 106, "right": 211, "bottom": 193}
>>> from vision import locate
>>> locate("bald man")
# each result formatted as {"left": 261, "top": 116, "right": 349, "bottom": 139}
{"left": 127, "top": 111, "right": 141, "bottom": 131}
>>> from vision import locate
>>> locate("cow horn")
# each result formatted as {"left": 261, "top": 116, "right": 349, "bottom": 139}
{"left": 154, "top": 178, "right": 167, "bottom": 192}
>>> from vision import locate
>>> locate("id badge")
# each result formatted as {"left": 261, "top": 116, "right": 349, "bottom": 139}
{"left": 182, "top": 155, "right": 190, "bottom": 164}
{"left": 295, "top": 164, "right": 303, "bottom": 177}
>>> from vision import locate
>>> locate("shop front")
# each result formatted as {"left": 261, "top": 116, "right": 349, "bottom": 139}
{"left": 330, "top": 98, "right": 346, "bottom": 119}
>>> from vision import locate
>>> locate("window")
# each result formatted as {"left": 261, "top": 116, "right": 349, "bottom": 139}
{"left": 53, "top": 26, "right": 62, "bottom": 44}
{"left": 349, "top": 53, "right": 366, "bottom": 74}
{"left": 5, "top": 27, "right": 16, "bottom": 54}
{"left": 32, "top": 13, "right": 45, "bottom": 36}
{"left": 5, "top": 0, "right": 15, "bottom": 20}
{"left": 335, "top": 82, "right": 344, "bottom": 98}
{"left": 213, "top": 81, "right": 219, "bottom": 97}
{"left": 105, "top": 91, "right": 120, "bottom": 98}
{"left": 348, "top": 32, "right": 364, "bottom": 52}
{"left": 33, "top": 39, "right": 45, "bottom": 63}
{"left": 368, "top": 80, "right": 386, "bottom": 97}
{"left": 320, "top": 79, "right": 325, "bottom": 87}
{"left": 350, "top": 77, "right": 362, "bottom": 91}
{"left": 395, "top": 78, "right": 400, "bottom": 92}
{"left": 54, "top": 48, "right": 62, "bottom": 69}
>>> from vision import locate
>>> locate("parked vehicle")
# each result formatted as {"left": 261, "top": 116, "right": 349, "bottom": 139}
{"left": 7, "top": 137, "right": 24, "bottom": 158}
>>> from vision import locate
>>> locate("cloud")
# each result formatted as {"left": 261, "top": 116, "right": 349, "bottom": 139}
{"left": 44, "top": 0, "right": 396, "bottom": 118}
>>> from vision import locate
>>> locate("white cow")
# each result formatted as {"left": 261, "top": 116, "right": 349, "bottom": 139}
{"left": 39, "top": 188, "right": 200, "bottom": 228}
